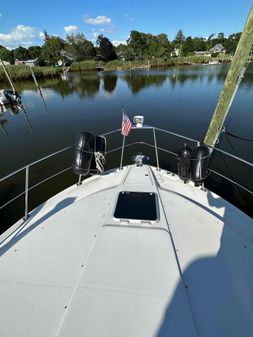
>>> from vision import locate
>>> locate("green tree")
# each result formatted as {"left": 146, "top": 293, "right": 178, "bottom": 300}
{"left": 43, "top": 30, "right": 50, "bottom": 42}
{"left": 41, "top": 36, "right": 66, "bottom": 65}
{"left": 192, "top": 37, "right": 207, "bottom": 51}
{"left": 65, "top": 33, "right": 96, "bottom": 61}
{"left": 173, "top": 30, "right": 185, "bottom": 56}
{"left": 0, "top": 46, "right": 14, "bottom": 63}
{"left": 13, "top": 46, "right": 29, "bottom": 60}
{"left": 217, "top": 32, "right": 225, "bottom": 44}
{"left": 127, "top": 31, "right": 147, "bottom": 60}
{"left": 182, "top": 36, "right": 195, "bottom": 55}
{"left": 224, "top": 33, "right": 241, "bottom": 54}
{"left": 116, "top": 43, "right": 131, "bottom": 60}
{"left": 156, "top": 33, "right": 172, "bottom": 58}
{"left": 174, "top": 30, "right": 185, "bottom": 44}
{"left": 96, "top": 35, "right": 117, "bottom": 62}
{"left": 145, "top": 33, "right": 158, "bottom": 58}
{"left": 28, "top": 46, "right": 42, "bottom": 59}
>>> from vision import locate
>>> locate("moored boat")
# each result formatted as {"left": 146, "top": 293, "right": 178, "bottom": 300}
{"left": 0, "top": 117, "right": 252, "bottom": 337}
{"left": 0, "top": 89, "right": 22, "bottom": 107}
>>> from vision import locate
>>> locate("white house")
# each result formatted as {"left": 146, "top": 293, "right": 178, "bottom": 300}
{"left": 24, "top": 58, "right": 39, "bottom": 67}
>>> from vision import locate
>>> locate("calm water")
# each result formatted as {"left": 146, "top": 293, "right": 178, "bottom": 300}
{"left": 0, "top": 64, "right": 253, "bottom": 231}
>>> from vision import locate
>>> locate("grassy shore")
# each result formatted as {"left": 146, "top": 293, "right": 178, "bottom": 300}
{"left": 0, "top": 55, "right": 233, "bottom": 83}
{"left": 0, "top": 65, "right": 63, "bottom": 82}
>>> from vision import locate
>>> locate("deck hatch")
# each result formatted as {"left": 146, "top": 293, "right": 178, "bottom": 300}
{"left": 114, "top": 191, "right": 157, "bottom": 221}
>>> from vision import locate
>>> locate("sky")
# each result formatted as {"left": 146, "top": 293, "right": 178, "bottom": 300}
{"left": 0, "top": 0, "right": 252, "bottom": 49}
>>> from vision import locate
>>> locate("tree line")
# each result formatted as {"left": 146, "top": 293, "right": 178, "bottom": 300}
{"left": 0, "top": 29, "right": 242, "bottom": 66}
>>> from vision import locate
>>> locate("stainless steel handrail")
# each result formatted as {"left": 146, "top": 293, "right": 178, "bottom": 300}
{"left": 209, "top": 169, "right": 253, "bottom": 196}
{"left": 0, "top": 127, "right": 252, "bottom": 222}
{"left": 0, "top": 167, "right": 72, "bottom": 211}
{"left": 0, "top": 145, "right": 73, "bottom": 183}
{"left": 209, "top": 146, "right": 253, "bottom": 168}
{"left": 102, "top": 126, "right": 253, "bottom": 168}
{"left": 106, "top": 141, "right": 177, "bottom": 156}
{"left": 155, "top": 126, "right": 199, "bottom": 143}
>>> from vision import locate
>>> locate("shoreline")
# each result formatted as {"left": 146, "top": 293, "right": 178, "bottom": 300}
{"left": 0, "top": 56, "right": 234, "bottom": 83}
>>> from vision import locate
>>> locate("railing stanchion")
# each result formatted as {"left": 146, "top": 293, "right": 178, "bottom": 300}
{"left": 153, "top": 128, "right": 160, "bottom": 170}
{"left": 119, "top": 135, "right": 126, "bottom": 170}
{"left": 23, "top": 166, "right": 29, "bottom": 220}
{"left": 77, "top": 175, "right": 82, "bottom": 186}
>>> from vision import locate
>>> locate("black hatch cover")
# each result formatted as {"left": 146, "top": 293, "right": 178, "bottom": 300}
{"left": 114, "top": 191, "right": 157, "bottom": 221}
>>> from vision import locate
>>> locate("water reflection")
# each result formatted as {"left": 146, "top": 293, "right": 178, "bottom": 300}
{"left": 124, "top": 71, "right": 167, "bottom": 94}
{"left": 0, "top": 103, "right": 33, "bottom": 134}
{"left": 103, "top": 74, "right": 118, "bottom": 94}
{"left": 46, "top": 73, "right": 100, "bottom": 98}
{"left": 0, "top": 119, "right": 8, "bottom": 136}
{"left": 168, "top": 65, "right": 228, "bottom": 88}
{"left": 21, "top": 105, "right": 33, "bottom": 132}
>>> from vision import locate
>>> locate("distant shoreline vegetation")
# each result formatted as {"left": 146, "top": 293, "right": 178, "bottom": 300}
{"left": 0, "top": 55, "right": 238, "bottom": 83}
{"left": 0, "top": 29, "right": 248, "bottom": 82}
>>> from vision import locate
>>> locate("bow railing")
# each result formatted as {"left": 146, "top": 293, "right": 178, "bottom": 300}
{"left": 0, "top": 126, "right": 252, "bottom": 233}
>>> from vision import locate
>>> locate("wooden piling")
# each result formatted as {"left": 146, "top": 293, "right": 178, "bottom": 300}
{"left": 204, "top": 5, "right": 253, "bottom": 147}
{"left": 0, "top": 59, "right": 17, "bottom": 94}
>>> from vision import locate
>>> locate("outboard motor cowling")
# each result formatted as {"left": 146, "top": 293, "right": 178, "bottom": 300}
{"left": 177, "top": 144, "right": 192, "bottom": 183}
{"left": 4, "top": 90, "right": 21, "bottom": 105}
{"left": 190, "top": 144, "right": 210, "bottom": 185}
{"left": 72, "top": 132, "right": 95, "bottom": 176}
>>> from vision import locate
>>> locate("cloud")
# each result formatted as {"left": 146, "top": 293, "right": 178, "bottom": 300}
{"left": 64, "top": 25, "right": 79, "bottom": 34}
{"left": 84, "top": 15, "right": 112, "bottom": 25}
{"left": 0, "top": 13, "right": 2, "bottom": 18}
{"left": 112, "top": 40, "right": 127, "bottom": 47}
{"left": 92, "top": 32, "right": 99, "bottom": 39}
{"left": 0, "top": 25, "right": 37, "bottom": 48}
{"left": 39, "top": 31, "right": 45, "bottom": 40}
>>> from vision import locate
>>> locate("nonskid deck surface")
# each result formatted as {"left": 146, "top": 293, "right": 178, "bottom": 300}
{"left": 0, "top": 165, "right": 252, "bottom": 337}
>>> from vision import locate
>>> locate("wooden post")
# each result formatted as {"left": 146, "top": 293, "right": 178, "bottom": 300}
{"left": 204, "top": 5, "right": 253, "bottom": 147}
{"left": 0, "top": 59, "right": 17, "bottom": 94}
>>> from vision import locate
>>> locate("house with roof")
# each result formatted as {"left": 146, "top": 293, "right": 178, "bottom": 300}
{"left": 15, "top": 58, "right": 39, "bottom": 66}
{"left": 15, "top": 59, "right": 25, "bottom": 65}
{"left": 209, "top": 44, "right": 226, "bottom": 54}
{"left": 194, "top": 44, "right": 226, "bottom": 57}
{"left": 24, "top": 58, "right": 39, "bottom": 67}
{"left": 170, "top": 48, "right": 180, "bottom": 57}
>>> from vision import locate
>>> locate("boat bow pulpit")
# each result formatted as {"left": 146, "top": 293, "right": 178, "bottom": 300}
{"left": 0, "top": 117, "right": 252, "bottom": 337}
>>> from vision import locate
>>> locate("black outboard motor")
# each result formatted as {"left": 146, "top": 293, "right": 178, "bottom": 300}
{"left": 90, "top": 135, "right": 106, "bottom": 174}
{"left": 4, "top": 90, "right": 22, "bottom": 105}
{"left": 177, "top": 143, "right": 192, "bottom": 183}
{"left": 190, "top": 143, "right": 210, "bottom": 186}
{"left": 72, "top": 132, "right": 95, "bottom": 176}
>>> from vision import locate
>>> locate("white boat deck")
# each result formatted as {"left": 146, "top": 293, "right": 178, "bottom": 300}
{"left": 0, "top": 164, "right": 252, "bottom": 337}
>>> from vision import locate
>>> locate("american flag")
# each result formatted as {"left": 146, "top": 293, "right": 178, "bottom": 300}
{"left": 121, "top": 110, "right": 132, "bottom": 136}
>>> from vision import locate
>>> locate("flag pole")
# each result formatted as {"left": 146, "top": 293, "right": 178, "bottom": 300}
{"left": 119, "top": 106, "right": 132, "bottom": 170}
{"left": 119, "top": 135, "right": 126, "bottom": 170}
{"left": 119, "top": 106, "right": 125, "bottom": 170}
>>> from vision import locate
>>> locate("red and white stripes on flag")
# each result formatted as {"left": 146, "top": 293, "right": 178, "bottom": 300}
{"left": 121, "top": 111, "right": 132, "bottom": 136}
